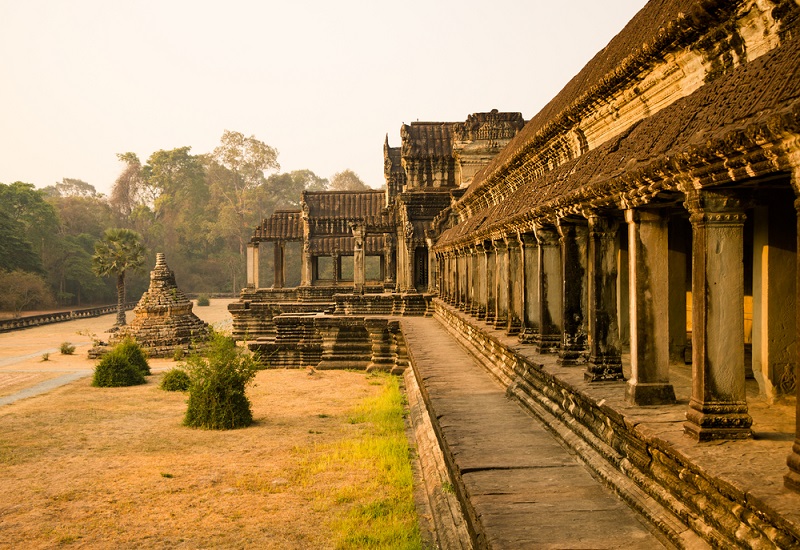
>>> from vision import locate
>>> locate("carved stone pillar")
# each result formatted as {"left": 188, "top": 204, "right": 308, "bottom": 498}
{"left": 474, "top": 243, "right": 486, "bottom": 319}
{"left": 533, "top": 224, "right": 562, "bottom": 353}
{"left": 585, "top": 213, "right": 623, "bottom": 382}
{"left": 352, "top": 225, "right": 365, "bottom": 294}
{"left": 273, "top": 241, "right": 285, "bottom": 289}
{"left": 557, "top": 218, "right": 588, "bottom": 365}
{"left": 505, "top": 234, "right": 523, "bottom": 334}
{"left": 459, "top": 247, "right": 469, "bottom": 311}
{"left": 788, "top": 196, "right": 800, "bottom": 492}
{"left": 494, "top": 238, "right": 509, "bottom": 329}
{"left": 384, "top": 236, "right": 395, "bottom": 287}
{"left": 684, "top": 190, "right": 752, "bottom": 441}
{"left": 332, "top": 253, "right": 340, "bottom": 285}
{"left": 246, "top": 242, "right": 257, "bottom": 288}
{"left": 520, "top": 232, "right": 539, "bottom": 343}
{"left": 469, "top": 245, "right": 479, "bottom": 315}
{"left": 625, "top": 208, "right": 675, "bottom": 405}
{"left": 301, "top": 241, "right": 312, "bottom": 287}
{"left": 485, "top": 241, "right": 496, "bottom": 324}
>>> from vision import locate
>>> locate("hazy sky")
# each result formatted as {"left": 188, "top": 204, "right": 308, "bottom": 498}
{"left": 1, "top": 1, "right": 647, "bottom": 195}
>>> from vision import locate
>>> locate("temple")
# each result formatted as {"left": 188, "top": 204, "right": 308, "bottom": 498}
{"left": 229, "top": 0, "right": 800, "bottom": 544}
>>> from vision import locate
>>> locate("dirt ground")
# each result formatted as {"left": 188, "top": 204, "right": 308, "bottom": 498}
{"left": 0, "top": 301, "right": 397, "bottom": 548}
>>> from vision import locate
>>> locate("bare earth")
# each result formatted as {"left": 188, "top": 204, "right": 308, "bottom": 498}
{"left": 0, "top": 301, "right": 390, "bottom": 548}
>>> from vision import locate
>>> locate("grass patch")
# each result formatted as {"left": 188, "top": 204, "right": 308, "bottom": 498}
{"left": 294, "top": 373, "right": 421, "bottom": 549}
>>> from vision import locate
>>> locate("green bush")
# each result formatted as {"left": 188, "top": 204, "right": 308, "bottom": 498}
{"left": 183, "top": 332, "right": 257, "bottom": 430}
{"left": 172, "top": 347, "right": 185, "bottom": 361}
{"left": 92, "top": 350, "right": 146, "bottom": 387}
{"left": 196, "top": 294, "right": 210, "bottom": 307}
{"left": 116, "top": 337, "right": 150, "bottom": 375}
{"left": 60, "top": 342, "right": 76, "bottom": 355}
{"left": 160, "top": 368, "right": 190, "bottom": 392}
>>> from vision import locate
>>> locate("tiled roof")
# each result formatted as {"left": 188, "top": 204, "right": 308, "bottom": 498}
{"left": 310, "top": 235, "right": 387, "bottom": 255}
{"left": 254, "top": 210, "right": 303, "bottom": 241}
{"left": 464, "top": 0, "right": 728, "bottom": 197}
{"left": 305, "top": 190, "right": 388, "bottom": 222}
{"left": 437, "top": 31, "right": 800, "bottom": 246}
{"left": 401, "top": 122, "right": 455, "bottom": 160}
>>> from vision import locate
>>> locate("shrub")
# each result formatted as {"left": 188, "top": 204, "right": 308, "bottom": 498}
{"left": 116, "top": 337, "right": 150, "bottom": 375}
{"left": 183, "top": 332, "right": 257, "bottom": 430}
{"left": 196, "top": 294, "right": 210, "bottom": 307}
{"left": 92, "top": 349, "right": 145, "bottom": 387}
{"left": 160, "top": 368, "right": 190, "bottom": 392}
{"left": 60, "top": 342, "right": 76, "bottom": 355}
{"left": 172, "top": 347, "right": 185, "bottom": 361}
{"left": 41, "top": 352, "right": 49, "bottom": 362}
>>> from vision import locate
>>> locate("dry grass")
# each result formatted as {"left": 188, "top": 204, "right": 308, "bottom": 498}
{"left": 0, "top": 366, "right": 414, "bottom": 548}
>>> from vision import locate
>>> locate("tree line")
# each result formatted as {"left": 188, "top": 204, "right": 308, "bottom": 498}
{"left": 0, "top": 130, "right": 370, "bottom": 314}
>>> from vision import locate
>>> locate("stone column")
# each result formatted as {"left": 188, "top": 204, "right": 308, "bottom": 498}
{"left": 520, "top": 232, "right": 539, "bottom": 343}
{"left": 384, "top": 236, "right": 396, "bottom": 287}
{"left": 301, "top": 241, "right": 312, "bottom": 287}
{"left": 683, "top": 190, "right": 752, "bottom": 440}
{"left": 557, "top": 218, "right": 588, "bottom": 366}
{"left": 246, "top": 242, "right": 256, "bottom": 288}
{"left": 459, "top": 248, "right": 468, "bottom": 310}
{"left": 332, "top": 253, "right": 340, "bottom": 285}
{"left": 494, "top": 238, "right": 509, "bottom": 329}
{"left": 505, "top": 234, "right": 522, "bottom": 334}
{"left": 253, "top": 242, "right": 261, "bottom": 289}
{"left": 352, "top": 225, "right": 365, "bottom": 294}
{"left": 273, "top": 241, "right": 285, "bottom": 288}
{"left": 787, "top": 197, "right": 800, "bottom": 492}
{"left": 585, "top": 212, "right": 623, "bottom": 382}
{"left": 404, "top": 235, "right": 416, "bottom": 293}
{"left": 485, "top": 241, "right": 496, "bottom": 324}
{"left": 625, "top": 208, "right": 675, "bottom": 405}
{"left": 533, "top": 224, "right": 562, "bottom": 353}
{"left": 475, "top": 243, "right": 487, "bottom": 319}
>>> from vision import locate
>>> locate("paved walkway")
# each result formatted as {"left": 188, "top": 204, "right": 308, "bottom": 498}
{"left": 402, "top": 317, "right": 665, "bottom": 549}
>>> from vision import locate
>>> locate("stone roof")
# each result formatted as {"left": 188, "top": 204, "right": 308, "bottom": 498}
{"left": 304, "top": 190, "right": 389, "bottom": 223}
{"left": 401, "top": 122, "right": 455, "bottom": 160}
{"left": 254, "top": 210, "right": 303, "bottom": 241}
{"left": 453, "top": 110, "right": 525, "bottom": 142}
{"left": 437, "top": 31, "right": 800, "bottom": 247}
{"left": 463, "top": 0, "right": 747, "bottom": 199}
{"left": 310, "top": 234, "right": 387, "bottom": 255}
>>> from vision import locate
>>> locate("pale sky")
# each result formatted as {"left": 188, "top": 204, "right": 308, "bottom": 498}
{"left": 1, "top": 1, "right": 647, "bottom": 195}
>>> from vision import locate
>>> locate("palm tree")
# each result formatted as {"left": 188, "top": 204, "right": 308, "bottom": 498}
{"left": 92, "top": 228, "right": 146, "bottom": 326}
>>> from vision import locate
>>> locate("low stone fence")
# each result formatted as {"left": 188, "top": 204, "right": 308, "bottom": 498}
{"left": 0, "top": 303, "right": 137, "bottom": 333}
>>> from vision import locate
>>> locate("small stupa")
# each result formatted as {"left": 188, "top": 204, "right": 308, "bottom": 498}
{"left": 110, "top": 252, "right": 209, "bottom": 357}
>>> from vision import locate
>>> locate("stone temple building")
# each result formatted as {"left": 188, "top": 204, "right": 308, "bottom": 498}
{"left": 230, "top": 0, "right": 800, "bottom": 545}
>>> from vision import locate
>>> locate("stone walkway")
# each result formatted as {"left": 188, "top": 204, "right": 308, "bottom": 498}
{"left": 401, "top": 317, "right": 667, "bottom": 549}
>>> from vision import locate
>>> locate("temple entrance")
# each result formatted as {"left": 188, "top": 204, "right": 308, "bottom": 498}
{"left": 414, "top": 246, "right": 428, "bottom": 290}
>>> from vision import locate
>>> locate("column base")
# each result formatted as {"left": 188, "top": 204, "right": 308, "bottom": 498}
{"left": 485, "top": 310, "right": 496, "bottom": 324}
{"left": 493, "top": 315, "right": 508, "bottom": 330}
{"left": 506, "top": 317, "right": 522, "bottom": 336}
{"left": 534, "top": 333, "right": 560, "bottom": 354}
{"left": 786, "top": 440, "right": 800, "bottom": 492}
{"left": 518, "top": 328, "right": 537, "bottom": 344}
{"left": 475, "top": 307, "right": 486, "bottom": 320}
{"left": 683, "top": 399, "right": 752, "bottom": 441}
{"left": 625, "top": 381, "right": 675, "bottom": 405}
{"left": 585, "top": 357, "right": 624, "bottom": 382}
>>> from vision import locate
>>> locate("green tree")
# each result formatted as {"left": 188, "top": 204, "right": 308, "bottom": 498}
{"left": 0, "top": 181, "right": 59, "bottom": 261}
{"left": 266, "top": 169, "right": 328, "bottom": 208}
{"left": 208, "top": 130, "right": 280, "bottom": 257}
{"left": 109, "top": 153, "right": 148, "bottom": 220}
{"left": 329, "top": 169, "right": 370, "bottom": 191}
{"left": 42, "top": 178, "right": 100, "bottom": 198}
{"left": 0, "top": 270, "right": 54, "bottom": 317}
{"left": 92, "top": 229, "right": 146, "bottom": 326}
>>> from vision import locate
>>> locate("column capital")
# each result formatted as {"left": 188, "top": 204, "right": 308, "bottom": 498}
{"left": 533, "top": 224, "right": 559, "bottom": 246}
{"left": 493, "top": 238, "right": 508, "bottom": 251}
{"left": 587, "top": 213, "right": 620, "bottom": 238}
{"left": 684, "top": 189, "right": 750, "bottom": 225}
{"left": 624, "top": 207, "right": 667, "bottom": 225}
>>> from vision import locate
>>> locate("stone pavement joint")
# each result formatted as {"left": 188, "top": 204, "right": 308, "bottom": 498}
{"left": 401, "top": 316, "right": 673, "bottom": 549}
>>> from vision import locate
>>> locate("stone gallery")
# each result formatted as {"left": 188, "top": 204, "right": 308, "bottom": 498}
{"left": 229, "top": 0, "right": 800, "bottom": 546}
